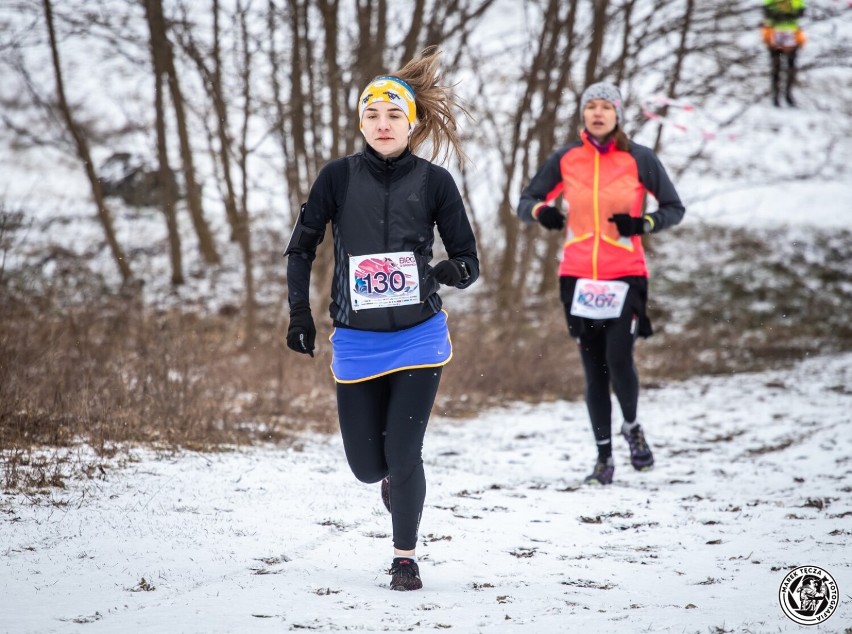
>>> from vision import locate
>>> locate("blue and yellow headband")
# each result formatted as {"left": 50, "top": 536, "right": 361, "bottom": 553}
{"left": 358, "top": 76, "right": 417, "bottom": 126}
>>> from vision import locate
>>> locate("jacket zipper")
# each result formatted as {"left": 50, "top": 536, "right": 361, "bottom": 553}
{"left": 384, "top": 159, "right": 397, "bottom": 329}
{"left": 592, "top": 150, "right": 600, "bottom": 280}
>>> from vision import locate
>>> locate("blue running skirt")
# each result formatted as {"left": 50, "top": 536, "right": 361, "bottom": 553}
{"left": 330, "top": 310, "right": 452, "bottom": 383}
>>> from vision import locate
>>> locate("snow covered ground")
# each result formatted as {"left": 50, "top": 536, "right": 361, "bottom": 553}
{"left": 2, "top": 351, "right": 851, "bottom": 633}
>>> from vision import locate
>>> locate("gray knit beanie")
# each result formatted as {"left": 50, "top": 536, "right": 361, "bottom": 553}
{"left": 580, "top": 82, "right": 624, "bottom": 124}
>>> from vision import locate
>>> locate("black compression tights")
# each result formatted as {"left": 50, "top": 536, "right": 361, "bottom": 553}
{"left": 336, "top": 367, "right": 442, "bottom": 551}
{"left": 770, "top": 47, "right": 797, "bottom": 96}
{"left": 575, "top": 312, "right": 639, "bottom": 457}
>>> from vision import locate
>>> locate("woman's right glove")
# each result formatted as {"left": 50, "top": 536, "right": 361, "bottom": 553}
{"left": 535, "top": 205, "right": 566, "bottom": 231}
{"left": 286, "top": 306, "right": 316, "bottom": 357}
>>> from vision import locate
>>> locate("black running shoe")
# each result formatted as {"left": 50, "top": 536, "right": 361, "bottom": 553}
{"left": 584, "top": 457, "right": 614, "bottom": 485}
{"left": 388, "top": 558, "right": 422, "bottom": 591}
{"left": 381, "top": 477, "right": 391, "bottom": 513}
{"left": 622, "top": 425, "right": 654, "bottom": 471}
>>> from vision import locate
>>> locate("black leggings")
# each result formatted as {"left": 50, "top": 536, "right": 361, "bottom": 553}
{"left": 336, "top": 367, "right": 442, "bottom": 551}
{"left": 568, "top": 307, "right": 639, "bottom": 457}
{"left": 770, "top": 47, "right": 797, "bottom": 96}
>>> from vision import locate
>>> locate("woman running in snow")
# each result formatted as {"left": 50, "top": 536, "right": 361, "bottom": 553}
{"left": 517, "top": 82, "right": 684, "bottom": 485}
{"left": 285, "top": 47, "right": 479, "bottom": 590}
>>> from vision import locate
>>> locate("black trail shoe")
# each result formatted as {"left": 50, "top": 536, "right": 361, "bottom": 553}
{"left": 622, "top": 424, "right": 654, "bottom": 471}
{"left": 584, "top": 457, "right": 615, "bottom": 485}
{"left": 388, "top": 558, "right": 422, "bottom": 591}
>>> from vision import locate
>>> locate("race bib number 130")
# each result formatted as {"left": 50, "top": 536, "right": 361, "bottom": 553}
{"left": 349, "top": 251, "right": 420, "bottom": 310}
{"left": 570, "top": 278, "right": 629, "bottom": 320}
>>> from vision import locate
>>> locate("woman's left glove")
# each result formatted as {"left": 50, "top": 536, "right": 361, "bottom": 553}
{"left": 428, "top": 259, "right": 469, "bottom": 287}
{"left": 608, "top": 214, "right": 646, "bottom": 236}
{"left": 286, "top": 306, "right": 316, "bottom": 357}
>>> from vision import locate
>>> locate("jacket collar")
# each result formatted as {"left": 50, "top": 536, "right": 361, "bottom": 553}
{"left": 582, "top": 129, "right": 615, "bottom": 154}
{"left": 362, "top": 143, "right": 414, "bottom": 176}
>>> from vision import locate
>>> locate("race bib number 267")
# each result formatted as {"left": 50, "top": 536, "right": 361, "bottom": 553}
{"left": 570, "top": 278, "right": 629, "bottom": 320}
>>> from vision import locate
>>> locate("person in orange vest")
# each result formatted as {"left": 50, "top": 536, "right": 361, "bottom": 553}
{"left": 762, "top": 0, "right": 806, "bottom": 106}
{"left": 517, "top": 82, "right": 685, "bottom": 485}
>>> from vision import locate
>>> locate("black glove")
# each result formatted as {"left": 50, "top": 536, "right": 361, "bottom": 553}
{"left": 608, "top": 214, "right": 646, "bottom": 237}
{"left": 535, "top": 205, "right": 566, "bottom": 231}
{"left": 428, "top": 259, "right": 468, "bottom": 287}
{"left": 286, "top": 306, "right": 316, "bottom": 357}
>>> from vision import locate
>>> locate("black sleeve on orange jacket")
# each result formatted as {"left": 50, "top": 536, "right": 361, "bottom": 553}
{"left": 517, "top": 144, "right": 575, "bottom": 223}
{"left": 629, "top": 142, "right": 686, "bottom": 233}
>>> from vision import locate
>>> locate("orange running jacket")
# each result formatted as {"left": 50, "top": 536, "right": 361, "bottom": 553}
{"left": 518, "top": 131, "right": 685, "bottom": 280}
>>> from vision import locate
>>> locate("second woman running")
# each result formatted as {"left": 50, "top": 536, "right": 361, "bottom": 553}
{"left": 517, "top": 82, "right": 685, "bottom": 486}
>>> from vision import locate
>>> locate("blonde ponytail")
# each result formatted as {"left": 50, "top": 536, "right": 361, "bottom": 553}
{"left": 390, "top": 46, "right": 469, "bottom": 166}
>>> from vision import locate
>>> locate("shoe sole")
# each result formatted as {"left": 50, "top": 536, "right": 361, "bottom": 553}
{"left": 390, "top": 582, "right": 423, "bottom": 591}
{"left": 631, "top": 463, "right": 654, "bottom": 472}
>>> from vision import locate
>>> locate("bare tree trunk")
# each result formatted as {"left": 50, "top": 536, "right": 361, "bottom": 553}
{"left": 568, "top": 0, "right": 609, "bottom": 134}
{"left": 399, "top": 0, "right": 426, "bottom": 63}
{"left": 144, "top": 0, "right": 220, "bottom": 265}
{"left": 615, "top": 0, "right": 636, "bottom": 85}
{"left": 154, "top": 68, "right": 184, "bottom": 285}
{"left": 177, "top": 0, "right": 241, "bottom": 243}
{"left": 213, "top": 0, "right": 242, "bottom": 243}
{"left": 42, "top": 0, "right": 132, "bottom": 284}
{"left": 145, "top": 1, "right": 184, "bottom": 286}
{"left": 316, "top": 0, "right": 344, "bottom": 158}
{"left": 355, "top": 0, "right": 387, "bottom": 90}
{"left": 236, "top": 0, "right": 256, "bottom": 343}
{"left": 287, "top": 0, "right": 308, "bottom": 187}
{"left": 585, "top": 0, "right": 609, "bottom": 85}
{"left": 285, "top": 0, "right": 324, "bottom": 203}
{"left": 266, "top": 1, "right": 304, "bottom": 215}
